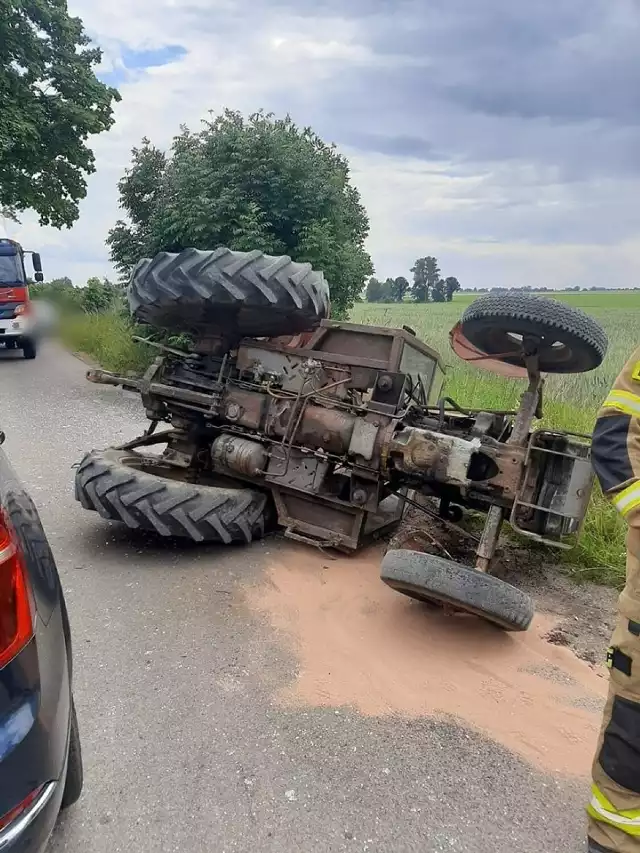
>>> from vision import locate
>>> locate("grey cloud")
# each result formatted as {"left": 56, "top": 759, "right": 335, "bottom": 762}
{"left": 264, "top": 0, "right": 640, "bottom": 268}
{"left": 402, "top": 188, "right": 640, "bottom": 247}
{"left": 338, "top": 132, "right": 441, "bottom": 160}
{"left": 298, "top": 64, "right": 640, "bottom": 185}
{"left": 304, "top": 0, "right": 640, "bottom": 129}
{"left": 169, "top": 0, "right": 640, "bottom": 188}
{"left": 282, "top": 0, "right": 640, "bottom": 184}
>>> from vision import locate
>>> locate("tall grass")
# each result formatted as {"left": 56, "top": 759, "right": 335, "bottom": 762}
{"left": 60, "top": 311, "right": 152, "bottom": 375}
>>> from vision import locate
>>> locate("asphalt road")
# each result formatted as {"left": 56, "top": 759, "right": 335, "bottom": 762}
{"left": 0, "top": 342, "right": 591, "bottom": 853}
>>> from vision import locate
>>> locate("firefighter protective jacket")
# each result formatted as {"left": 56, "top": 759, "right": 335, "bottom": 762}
{"left": 592, "top": 347, "right": 640, "bottom": 527}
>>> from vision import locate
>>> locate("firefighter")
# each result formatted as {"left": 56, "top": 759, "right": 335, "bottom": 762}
{"left": 588, "top": 345, "right": 640, "bottom": 852}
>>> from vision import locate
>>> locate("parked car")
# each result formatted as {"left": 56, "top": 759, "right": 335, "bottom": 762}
{"left": 0, "top": 434, "right": 82, "bottom": 851}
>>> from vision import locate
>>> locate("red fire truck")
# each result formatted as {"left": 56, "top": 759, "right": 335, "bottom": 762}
{"left": 0, "top": 239, "right": 44, "bottom": 359}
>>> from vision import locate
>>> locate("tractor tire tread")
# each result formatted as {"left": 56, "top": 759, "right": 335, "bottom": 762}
{"left": 75, "top": 448, "right": 269, "bottom": 544}
{"left": 461, "top": 293, "right": 607, "bottom": 362}
{"left": 128, "top": 247, "right": 330, "bottom": 338}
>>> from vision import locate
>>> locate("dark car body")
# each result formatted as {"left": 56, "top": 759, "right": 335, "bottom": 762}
{"left": 0, "top": 441, "right": 81, "bottom": 851}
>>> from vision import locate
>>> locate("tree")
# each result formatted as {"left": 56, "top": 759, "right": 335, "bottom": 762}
{"left": 391, "top": 276, "right": 410, "bottom": 302}
{"left": 366, "top": 277, "right": 383, "bottom": 302}
{"left": 107, "top": 110, "right": 373, "bottom": 317}
{"left": 432, "top": 279, "right": 446, "bottom": 302}
{"left": 30, "top": 275, "right": 80, "bottom": 310}
{"left": 445, "top": 276, "right": 461, "bottom": 302}
{"left": 0, "top": 1, "right": 120, "bottom": 227}
{"left": 30, "top": 276, "right": 73, "bottom": 297}
{"left": 82, "top": 277, "right": 118, "bottom": 313}
{"left": 410, "top": 256, "right": 440, "bottom": 302}
{"left": 380, "top": 278, "right": 395, "bottom": 302}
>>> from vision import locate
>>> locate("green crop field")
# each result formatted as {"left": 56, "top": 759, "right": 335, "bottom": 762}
{"left": 351, "top": 292, "right": 639, "bottom": 415}
{"left": 351, "top": 292, "right": 640, "bottom": 582}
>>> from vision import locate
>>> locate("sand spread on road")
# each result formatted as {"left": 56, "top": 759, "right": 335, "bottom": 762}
{"left": 245, "top": 545, "right": 609, "bottom": 776}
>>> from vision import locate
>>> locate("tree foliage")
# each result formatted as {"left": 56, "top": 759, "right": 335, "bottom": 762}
{"left": 0, "top": 0, "right": 120, "bottom": 226}
{"left": 83, "top": 277, "right": 120, "bottom": 313}
{"left": 107, "top": 109, "right": 373, "bottom": 317}
{"left": 364, "top": 259, "right": 462, "bottom": 305}
{"left": 391, "top": 276, "right": 410, "bottom": 302}
{"left": 47, "top": 276, "right": 73, "bottom": 290}
{"left": 380, "top": 277, "right": 395, "bottom": 302}
{"left": 31, "top": 275, "right": 123, "bottom": 314}
{"left": 365, "top": 275, "right": 411, "bottom": 303}
{"left": 365, "top": 276, "right": 396, "bottom": 303}
{"left": 410, "top": 256, "right": 441, "bottom": 302}
{"left": 445, "top": 276, "right": 461, "bottom": 302}
{"left": 432, "top": 279, "right": 446, "bottom": 302}
{"left": 365, "top": 276, "right": 383, "bottom": 302}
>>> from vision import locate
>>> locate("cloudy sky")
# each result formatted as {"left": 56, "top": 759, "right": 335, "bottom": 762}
{"left": 5, "top": 0, "right": 640, "bottom": 290}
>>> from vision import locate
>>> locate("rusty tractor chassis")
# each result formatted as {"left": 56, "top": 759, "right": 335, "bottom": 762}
{"left": 86, "top": 318, "right": 594, "bottom": 567}
{"left": 76, "top": 248, "right": 610, "bottom": 631}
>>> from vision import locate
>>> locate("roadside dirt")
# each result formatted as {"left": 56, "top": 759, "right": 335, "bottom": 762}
{"left": 387, "top": 503, "right": 618, "bottom": 666}
{"left": 245, "top": 504, "right": 618, "bottom": 778}
{"left": 70, "top": 350, "right": 100, "bottom": 368}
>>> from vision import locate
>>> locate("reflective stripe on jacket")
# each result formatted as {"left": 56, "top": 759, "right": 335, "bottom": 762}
{"left": 592, "top": 347, "right": 640, "bottom": 526}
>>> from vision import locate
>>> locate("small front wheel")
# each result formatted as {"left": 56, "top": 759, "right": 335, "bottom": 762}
{"left": 460, "top": 293, "right": 607, "bottom": 374}
{"left": 381, "top": 550, "right": 534, "bottom": 632}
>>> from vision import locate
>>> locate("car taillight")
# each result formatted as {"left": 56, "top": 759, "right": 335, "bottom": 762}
{"left": 13, "top": 304, "right": 29, "bottom": 316}
{"left": 0, "top": 515, "right": 33, "bottom": 669}
{"left": 0, "top": 784, "right": 44, "bottom": 831}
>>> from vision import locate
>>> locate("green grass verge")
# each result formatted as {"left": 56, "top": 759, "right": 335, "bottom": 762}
{"left": 61, "top": 303, "right": 632, "bottom": 586}
{"left": 60, "top": 311, "right": 153, "bottom": 375}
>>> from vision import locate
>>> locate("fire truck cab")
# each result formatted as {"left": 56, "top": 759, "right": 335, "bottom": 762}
{"left": 0, "top": 239, "right": 43, "bottom": 360}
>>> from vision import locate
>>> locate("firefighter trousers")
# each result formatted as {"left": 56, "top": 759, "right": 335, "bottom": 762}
{"left": 588, "top": 528, "right": 640, "bottom": 852}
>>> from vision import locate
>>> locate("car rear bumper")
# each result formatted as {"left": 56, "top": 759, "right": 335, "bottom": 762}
{"left": 0, "top": 778, "right": 63, "bottom": 853}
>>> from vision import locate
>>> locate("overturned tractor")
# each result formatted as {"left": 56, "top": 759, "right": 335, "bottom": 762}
{"left": 76, "top": 248, "right": 608, "bottom": 632}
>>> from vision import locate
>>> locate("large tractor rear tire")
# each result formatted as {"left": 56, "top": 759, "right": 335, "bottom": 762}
{"left": 128, "top": 248, "right": 330, "bottom": 340}
{"left": 381, "top": 550, "right": 534, "bottom": 632}
{"left": 75, "top": 448, "right": 271, "bottom": 544}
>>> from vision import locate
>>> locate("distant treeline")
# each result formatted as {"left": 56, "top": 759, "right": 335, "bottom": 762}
{"left": 30, "top": 276, "right": 124, "bottom": 314}
{"left": 365, "top": 256, "right": 460, "bottom": 303}
{"left": 461, "top": 285, "right": 640, "bottom": 293}
{"left": 365, "top": 264, "right": 639, "bottom": 303}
